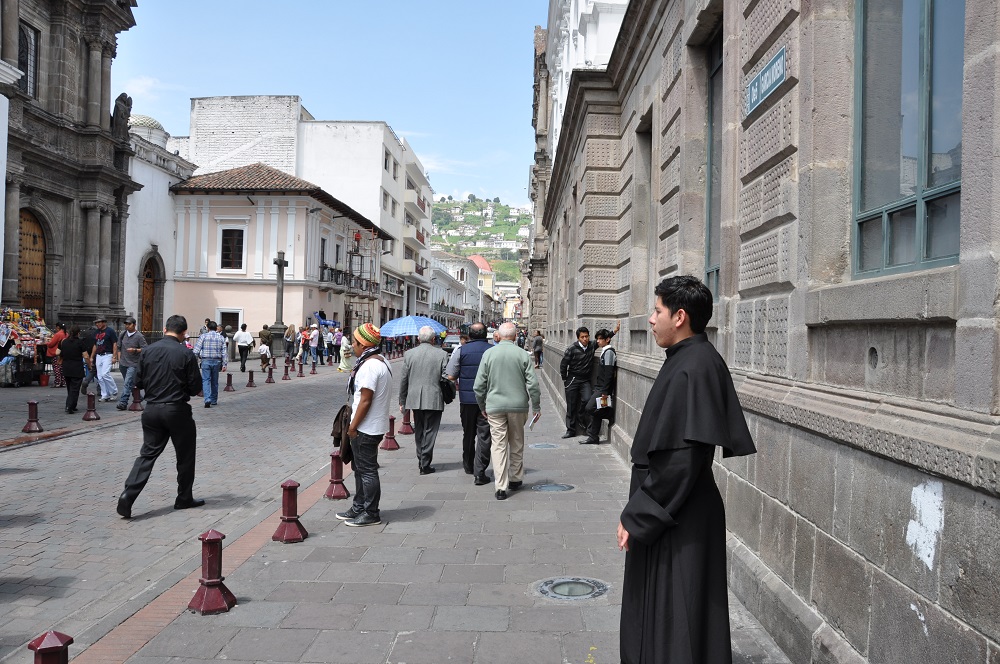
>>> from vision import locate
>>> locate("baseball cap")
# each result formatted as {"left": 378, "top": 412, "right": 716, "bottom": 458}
{"left": 124, "top": 316, "right": 136, "bottom": 325}
{"left": 311, "top": 323, "right": 318, "bottom": 328}
{"left": 94, "top": 316, "right": 107, "bottom": 323}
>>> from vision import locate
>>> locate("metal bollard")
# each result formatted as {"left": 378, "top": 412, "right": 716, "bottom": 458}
{"left": 27, "top": 630, "right": 73, "bottom": 664}
{"left": 128, "top": 387, "right": 144, "bottom": 411}
{"left": 272, "top": 356, "right": 277, "bottom": 369}
{"left": 265, "top": 367, "right": 275, "bottom": 383}
{"left": 398, "top": 409, "right": 414, "bottom": 435}
{"left": 82, "top": 393, "right": 100, "bottom": 421}
{"left": 246, "top": 370, "right": 257, "bottom": 388}
{"left": 325, "top": 446, "right": 351, "bottom": 499}
{"left": 282, "top": 363, "right": 291, "bottom": 380}
{"left": 272, "top": 480, "right": 309, "bottom": 543}
{"left": 224, "top": 373, "right": 236, "bottom": 392}
{"left": 22, "top": 401, "right": 43, "bottom": 434}
{"left": 310, "top": 361, "right": 317, "bottom": 375}
{"left": 297, "top": 361, "right": 305, "bottom": 377}
{"left": 188, "top": 529, "right": 237, "bottom": 615}
{"left": 380, "top": 415, "right": 400, "bottom": 450}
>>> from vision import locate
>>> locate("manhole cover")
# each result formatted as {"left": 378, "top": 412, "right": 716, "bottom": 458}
{"left": 531, "top": 483, "right": 574, "bottom": 492}
{"left": 529, "top": 443, "right": 559, "bottom": 449}
{"left": 536, "top": 576, "right": 609, "bottom": 601}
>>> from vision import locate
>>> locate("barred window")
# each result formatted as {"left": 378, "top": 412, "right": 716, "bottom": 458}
{"left": 17, "top": 23, "right": 38, "bottom": 98}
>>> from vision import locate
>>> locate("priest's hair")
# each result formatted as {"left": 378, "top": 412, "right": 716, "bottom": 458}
{"left": 653, "top": 276, "right": 713, "bottom": 333}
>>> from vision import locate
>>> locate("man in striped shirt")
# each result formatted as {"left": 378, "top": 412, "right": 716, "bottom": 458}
{"left": 193, "top": 321, "right": 226, "bottom": 408}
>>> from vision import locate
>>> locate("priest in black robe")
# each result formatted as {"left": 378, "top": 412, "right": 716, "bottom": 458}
{"left": 617, "top": 275, "right": 756, "bottom": 664}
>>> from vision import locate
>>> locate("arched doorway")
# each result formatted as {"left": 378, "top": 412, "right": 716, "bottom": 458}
{"left": 139, "top": 256, "right": 161, "bottom": 334}
{"left": 18, "top": 210, "right": 46, "bottom": 313}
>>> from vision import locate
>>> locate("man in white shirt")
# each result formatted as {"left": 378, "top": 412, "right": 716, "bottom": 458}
{"left": 337, "top": 323, "right": 392, "bottom": 527}
{"left": 308, "top": 323, "right": 321, "bottom": 365}
{"left": 232, "top": 323, "right": 254, "bottom": 372}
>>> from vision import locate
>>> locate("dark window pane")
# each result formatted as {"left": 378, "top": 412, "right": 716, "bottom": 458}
{"left": 221, "top": 229, "right": 243, "bottom": 269}
{"left": 707, "top": 61, "right": 723, "bottom": 270}
{"left": 860, "top": 0, "right": 921, "bottom": 211}
{"left": 859, "top": 217, "right": 885, "bottom": 271}
{"left": 926, "top": 192, "right": 960, "bottom": 259}
{"left": 928, "top": 0, "right": 964, "bottom": 188}
{"left": 888, "top": 206, "right": 917, "bottom": 265}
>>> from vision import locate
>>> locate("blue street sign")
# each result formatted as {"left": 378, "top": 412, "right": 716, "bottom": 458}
{"left": 745, "top": 47, "right": 786, "bottom": 117}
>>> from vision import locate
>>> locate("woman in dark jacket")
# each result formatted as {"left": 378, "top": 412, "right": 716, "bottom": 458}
{"left": 59, "top": 326, "right": 89, "bottom": 413}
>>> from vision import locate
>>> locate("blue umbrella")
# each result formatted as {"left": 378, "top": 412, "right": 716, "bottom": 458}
{"left": 379, "top": 315, "right": 447, "bottom": 337}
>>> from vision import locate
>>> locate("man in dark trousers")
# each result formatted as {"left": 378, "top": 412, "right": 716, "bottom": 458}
{"left": 117, "top": 315, "right": 205, "bottom": 519}
{"left": 560, "top": 320, "right": 619, "bottom": 438}
{"left": 446, "top": 322, "right": 494, "bottom": 485}
{"left": 580, "top": 328, "right": 617, "bottom": 445}
{"left": 398, "top": 325, "right": 449, "bottom": 474}
{"left": 617, "top": 276, "right": 756, "bottom": 663}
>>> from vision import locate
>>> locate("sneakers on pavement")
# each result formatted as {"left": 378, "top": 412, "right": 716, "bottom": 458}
{"left": 495, "top": 490, "right": 508, "bottom": 501}
{"left": 473, "top": 474, "right": 491, "bottom": 486}
{"left": 335, "top": 506, "right": 364, "bottom": 521}
{"left": 345, "top": 512, "right": 381, "bottom": 527}
{"left": 116, "top": 403, "right": 127, "bottom": 410}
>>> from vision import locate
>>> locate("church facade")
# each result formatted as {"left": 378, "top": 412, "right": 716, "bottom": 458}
{"left": 1, "top": 0, "right": 140, "bottom": 327}
{"left": 532, "top": 0, "right": 1000, "bottom": 661}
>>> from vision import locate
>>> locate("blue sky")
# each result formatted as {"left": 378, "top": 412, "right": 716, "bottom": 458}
{"left": 113, "top": 1, "right": 549, "bottom": 207}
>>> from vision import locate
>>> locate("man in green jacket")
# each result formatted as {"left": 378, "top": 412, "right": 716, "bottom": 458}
{"left": 473, "top": 322, "right": 541, "bottom": 501}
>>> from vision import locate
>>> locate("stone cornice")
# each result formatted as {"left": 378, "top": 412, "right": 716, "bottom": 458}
{"left": 0, "top": 60, "right": 22, "bottom": 88}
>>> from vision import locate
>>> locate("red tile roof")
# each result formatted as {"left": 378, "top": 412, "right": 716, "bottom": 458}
{"left": 469, "top": 255, "right": 493, "bottom": 272}
{"left": 170, "top": 163, "right": 392, "bottom": 240}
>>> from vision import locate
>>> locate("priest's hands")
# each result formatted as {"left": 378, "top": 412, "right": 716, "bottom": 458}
{"left": 616, "top": 521, "right": 630, "bottom": 552}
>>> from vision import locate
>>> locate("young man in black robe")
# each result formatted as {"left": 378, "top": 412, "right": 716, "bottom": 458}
{"left": 617, "top": 275, "right": 756, "bottom": 664}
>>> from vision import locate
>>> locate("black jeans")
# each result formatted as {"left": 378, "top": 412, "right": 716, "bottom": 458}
{"left": 585, "top": 401, "right": 614, "bottom": 443}
{"left": 120, "top": 402, "right": 198, "bottom": 505}
{"left": 564, "top": 377, "right": 593, "bottom": 433}
{"left": 351, "top": 431, "right": 382, "bottom": 517}
{"left": 237, "top": 345, "right": 250, "bottom": 371}
{"left": 412, "top": 409, "right": 443, "bottom": 471}
{"left": 64, "top": 376, "right": 83, "bottom": 411}
{"left": 460, "top": 402, "right": 491, "bottom": 474}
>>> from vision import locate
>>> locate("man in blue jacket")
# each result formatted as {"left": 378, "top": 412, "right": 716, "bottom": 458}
{"left": 446, "top": 322, "right": 493, "bottom": 486}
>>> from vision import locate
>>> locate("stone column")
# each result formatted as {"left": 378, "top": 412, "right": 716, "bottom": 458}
{"left": 1, "top": 177, "right": 19, "bottom": 303}
{"left": 82, "top": 203, "right": 99, "bottom": 305}
{"left": 86, "top": 40, "right": 101, "bottom": 128}
{"left": 98, "top": 208, "right": 111, "bottom": 306}
{"left": 1, "top": 0, "right": 19, "bottom": 67}
{"left": 99, "top": 47, "right": 111, "bottom": 131}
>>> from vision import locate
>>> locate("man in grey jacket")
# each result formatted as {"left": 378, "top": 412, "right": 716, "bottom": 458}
{"left": 117, "top": 316, "right": 147, "bottom": 410}
{"left": 399, "top": 325, "right": 449, "bottom": 475}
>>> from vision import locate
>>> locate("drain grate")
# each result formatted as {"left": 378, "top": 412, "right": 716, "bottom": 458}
{"left": 536, "top": 576, "right": 609, "bottom": 601}
{"left": 529, "top": 443, "right": 559, "bottom": 449}
{"left": 531, "top": 483, "right": 574, "bottom": 492}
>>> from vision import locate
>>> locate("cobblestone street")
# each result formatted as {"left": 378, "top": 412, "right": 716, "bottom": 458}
{"left": 0, "top": 359, "right": 788, "bottom": 663}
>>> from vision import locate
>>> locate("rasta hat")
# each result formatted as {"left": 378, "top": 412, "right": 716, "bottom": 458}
{"left": 354, "top": 323, "right": 381, "bottom": 348}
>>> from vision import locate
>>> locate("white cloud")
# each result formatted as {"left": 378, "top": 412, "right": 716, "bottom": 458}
{"left": 121, "top": 75, "right": 184, "bottom": 103}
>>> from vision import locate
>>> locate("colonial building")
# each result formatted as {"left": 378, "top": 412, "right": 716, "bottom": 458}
{"left": 432, "top": 250, "right": 483, "bottom": 325}
{"left": 534, "top": 0, "right": 997, "bottom": 661}
{"left": 168, "top": 95, "right": 434, "bottom": 325}
{"left": 1, "top": 0, "right": 140, "bottom": 327}
{"left": 124, "top": 113, "right": 196, "bottom": 335}
{"left": 168, "top": 163, "right": 390, "bottom": 338}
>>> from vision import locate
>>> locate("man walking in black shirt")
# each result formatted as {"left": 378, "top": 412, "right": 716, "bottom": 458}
{"left": 117, "top": 315, "right": 204, "bottom": 519}
{"left": 560, "top": 321, "right": 619, "bottom": 438}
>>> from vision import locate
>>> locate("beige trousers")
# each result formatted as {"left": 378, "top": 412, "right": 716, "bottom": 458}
{"left": 487, "top": 411, "right": 528, "bottom": 491}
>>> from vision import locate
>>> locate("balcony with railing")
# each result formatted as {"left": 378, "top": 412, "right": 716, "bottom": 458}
{"left": 401, "top": 222, "right": 427, "bottom": 250}
{"left": 404, "top": 189, "right": 429, "bottom": 220}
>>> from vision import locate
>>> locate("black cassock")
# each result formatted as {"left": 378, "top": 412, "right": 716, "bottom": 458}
{"left": 620, "top": 333, "right": 756, "bottom": 664}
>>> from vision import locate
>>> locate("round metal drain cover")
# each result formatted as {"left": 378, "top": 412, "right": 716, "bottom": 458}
{"left": 531, "top": 483, "right": 574, "bottom": 492}
{"left": 529, "top": 443, "right": 559, "bottom": 449}
{"left": 536, "top": 576, "right": 609, "bottom": 601}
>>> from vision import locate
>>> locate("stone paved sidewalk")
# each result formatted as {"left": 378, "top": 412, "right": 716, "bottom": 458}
{"left": 0, "top": 357, "right": 789, "bottom": 663}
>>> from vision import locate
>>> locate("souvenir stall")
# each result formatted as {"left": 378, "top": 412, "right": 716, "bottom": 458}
{"left": 0, "top": 308, "right": 50, "bottom": 387}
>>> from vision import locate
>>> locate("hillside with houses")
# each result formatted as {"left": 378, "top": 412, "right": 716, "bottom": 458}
{"left": 429, "top": 197, "right": 532, "bottom": 282}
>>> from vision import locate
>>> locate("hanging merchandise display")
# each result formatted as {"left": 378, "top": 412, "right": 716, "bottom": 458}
{"left": 0, "top": 308, "right": 50, "bottom": 387}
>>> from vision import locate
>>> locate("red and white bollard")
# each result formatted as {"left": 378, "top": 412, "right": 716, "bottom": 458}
{"left": 325, "top": 446, "right": 351, "bottom": 500}
{"left": 272, "top": 480, "right": 309, "bottom": 543}
{"left": 246, "top": 370, "right": 257, "bottom": 388}
{"left": 188, "top": 529, "right": 237, "bottom": 615}
{"left": 82, "top": 393, "right": 100, "bottom": 421}
{"left": 224, "top": 373, "right": 236, "bottom": 392}
{"left": 128, "top": 387, "right": 144, "bottom": 411}
{"left": 380, "top": 415, "right": 400, "bottom": 450}
{"left": 398, "top": 409, "right": 414, "bottom": 435}
{"left": 265, "top": 366, "right": 275, "bottom": 383}
{"left": 27, "top": 630, "right": 73, "bottom": 664}
{"left": 22, "top": 401, "right": 43, "bottom": 434}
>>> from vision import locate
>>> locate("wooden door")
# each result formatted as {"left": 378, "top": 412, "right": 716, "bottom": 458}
{"left": 18, "top": 210, "right": 45, "bottom": 313}
{"left": 141, "top": 259, "right": 156, "bottom": 333}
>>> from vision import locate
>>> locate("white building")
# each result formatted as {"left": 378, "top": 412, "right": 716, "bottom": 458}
{"left": 125, "top": 114, "right": 197, "bottom": 333}
{"left": 168, "top": 95, "right": 434, "bottom": 327}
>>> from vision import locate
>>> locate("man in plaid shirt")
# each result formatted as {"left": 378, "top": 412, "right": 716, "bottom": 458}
{"left": 193, "top": 321, "right": 226, "bottom": 408}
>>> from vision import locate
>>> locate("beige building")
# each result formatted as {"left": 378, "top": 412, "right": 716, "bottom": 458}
{"left": 169, "top": 163, "right": 390, "bottom": 339}
{"left": 531, "top": 0, "right": 997, "bottom": 661}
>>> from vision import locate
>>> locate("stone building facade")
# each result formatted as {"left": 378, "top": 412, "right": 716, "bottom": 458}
{"left": 533, "top": 0, "right": 1000, "bottom": 661}
{"left": 1, "top": 0, "right": 139, "bottom": 326}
